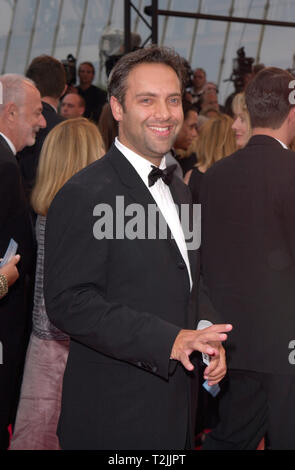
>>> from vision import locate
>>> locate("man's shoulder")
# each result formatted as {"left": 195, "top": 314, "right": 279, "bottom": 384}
{"left": 91, "top": 84, "right": 107, "bottom": 94}
{"left": 42, "top": 102, "right": 64, "bottom": 130}
{"left": 0, "top": 137, "right": 17, "bottom": 167}
{"left": 71, "top": 152, "right": 112, "bottom": 182}
{"left": 54, "top": 149, "right": 116, "bottom": 199}
{"left": 246, "top": 135, "right": 295, "bottom": 169}
{"left": 78, "top": 85, "right": 106, "bottom": 98}
{"left": 47, "top": 150, "right": 121, "bottom": 225}
{"left": 87, "top": 85, "right": 107, "bottom": 101}
{"left": 0, "top": 140, "right": 23, "bottom": 193}
{"left": 205, "top": 149, "right": 239, "bottom": 179}
{"left": 204, "top": 136, "right": 295, "bottom": 187}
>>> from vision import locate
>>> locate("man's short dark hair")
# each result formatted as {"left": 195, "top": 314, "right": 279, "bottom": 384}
{"left": 182, "top": 99, "right": 198, "bottom": 119}
{"left": 107, "top": 45, "right": 186, "bottom": 108}
{"left": 194, "top": 67, "right": 206, "bottom": 77}
{"left": 245, "top": 67, "right": 295, "bottom": 129}
{"left": 26, "top": 55, "right": 66, "bottom": 99}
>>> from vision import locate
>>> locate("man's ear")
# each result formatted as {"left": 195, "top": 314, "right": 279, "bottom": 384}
{"left": 61, "top": 84, "right": 68, "bottom": 97}
{"left": 5, "top": 102, "right": 18, "bottom": 123}
{"left": 286, "top": 107, "right": 295, "bottom": 133}
{"left": 289, "top": 106, "right": 295, "bottom": 123}
{"left": 110, "top": 96, "right": 123, "bottom": 122}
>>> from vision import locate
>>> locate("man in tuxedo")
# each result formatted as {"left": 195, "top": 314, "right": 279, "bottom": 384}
{"left": 18, "top": 55, "right": 66, "bottom": 202}
{"left": 0, "top": 74, "right": 46, "bottom": 448}
{"left": 200, "top": 67, "right": 295, "bottom": 450}
{"left": 44, "top": 46, "right": 232, "bottom": 450}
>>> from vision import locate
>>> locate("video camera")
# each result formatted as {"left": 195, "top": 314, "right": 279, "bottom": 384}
{"left": 61, "top": 54, "right": 77, "bottom": 86}
{"left": 225, "top": 47, "right": 254, "bottom": 92}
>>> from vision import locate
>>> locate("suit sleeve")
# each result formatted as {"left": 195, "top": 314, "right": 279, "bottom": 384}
{"left": 44, "top": 182, "right": 181, "bottom": 379}
{"left": 0, "top": 160, "right": 20, "bottom": 229}
{"left": 197, "top": 170, "right": 224, "bottom": 324}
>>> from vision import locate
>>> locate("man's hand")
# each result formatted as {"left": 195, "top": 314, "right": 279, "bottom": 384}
{"left": 170, "top": 324, "right": 232, "bottom": 373}
{"left": 204, "top": 342, "right": 226, "bottom": 385}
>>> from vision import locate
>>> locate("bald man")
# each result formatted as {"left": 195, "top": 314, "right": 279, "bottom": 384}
{"left": 60, "top": 93, "right": 85, "bottom": 119}
{"left": 0, "top": 74, "right": 45, "bottom": 449}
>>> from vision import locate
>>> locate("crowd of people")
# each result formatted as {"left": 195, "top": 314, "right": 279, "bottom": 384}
{"left": 0, "top": 44, "right": 295, "bottom": 451}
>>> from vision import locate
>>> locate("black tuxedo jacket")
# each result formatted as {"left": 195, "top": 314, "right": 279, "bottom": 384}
{"left": 0, "top": 135, "right": 35, "bottom": 311}
{"left": 18, "top": 102, "right": 64, "bottom": 200}
{"left": 44, "top": 144, "right": 200, "bottom": 450}
{"left": 200, "top": 135, "right": 295, "bottom": 375}
{"left": 0, "top": 135, "right": 35, "bottom": 435}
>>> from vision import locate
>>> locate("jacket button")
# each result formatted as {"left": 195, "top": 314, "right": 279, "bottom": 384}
{"left": 178, "top": 262, "right": 185, "bottom": 270}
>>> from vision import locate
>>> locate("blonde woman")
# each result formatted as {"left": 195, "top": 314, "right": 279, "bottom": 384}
{"left": 10, "top": 118, "right": 105, "bottom": 450}
{"left": 231, "top": 92, "right": 252, "bottom": 148}
{"left": 185, "top": 114, "right": 237, "bottom": 202}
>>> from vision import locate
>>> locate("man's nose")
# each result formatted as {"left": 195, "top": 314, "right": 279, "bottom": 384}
{"left": 40, "top": 114, "right": 47, "bottom": 129}
{"left": 154, "top": 100, "right": 171, "bottom": 120}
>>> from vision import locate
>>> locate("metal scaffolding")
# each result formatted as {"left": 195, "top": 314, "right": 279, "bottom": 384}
{"left": 1, "top": 0, "right": 295, "bottom": 101}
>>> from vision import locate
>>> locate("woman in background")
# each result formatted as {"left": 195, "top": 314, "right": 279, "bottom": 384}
{"left": 10, "top": 118, "right": 105, "bottom": 450}
{"left": 231, "top": 92, "right": 252, "bottom": 148}
{"left": 185, "top": 114, "right": 237, "bottom": 203}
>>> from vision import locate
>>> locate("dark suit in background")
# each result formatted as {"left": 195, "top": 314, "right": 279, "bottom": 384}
{"left": 76, "top": 85, "right": 107, "bottom": 123}
{"left": 18, "top": 102, "right": 64, "bottom": 202}
{"left": 44, "top": 144, "right": 200, "bottom": 450}
{"left": 0, "top": 136, "right": 35, "bottom": 449}
{"left": 200, "top": 135, "right": 295, "bottom": 449}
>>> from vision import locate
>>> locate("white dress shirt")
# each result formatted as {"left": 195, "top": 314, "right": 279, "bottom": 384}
{"left": 115, "top": 138, "right": 192, "bottom": 289}
{"left": 274, "top": 137, "right": 288, "bottom": 149}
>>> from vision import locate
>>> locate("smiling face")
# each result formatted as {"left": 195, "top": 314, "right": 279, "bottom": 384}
{"left": 15, "top": 83, "right": 46, "bottom": 151}
{"left": 110, "top": 63, "right": 183, "bottom": 165}
{"left": 232, "top": 111, "right": 250, "bottom": 148}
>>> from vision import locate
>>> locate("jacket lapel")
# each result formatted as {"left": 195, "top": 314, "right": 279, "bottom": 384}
{"left": 108, "top": 145, "right": 187, "bottom": 260}
{"left": 108, "top": 145, "right": 199, "bottom": 291}
{"left": 169, "top": 176, "right": 199, "bottom": 284}
{"left": 0, "top": 134, "right": 15, "bottom": 157}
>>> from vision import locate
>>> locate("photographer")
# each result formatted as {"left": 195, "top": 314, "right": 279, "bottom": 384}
{"left": 224, "top": 47, "right": 254, "bottom": 117}
{"left": 76, "top": 62, "right": 107, "bottom": 123}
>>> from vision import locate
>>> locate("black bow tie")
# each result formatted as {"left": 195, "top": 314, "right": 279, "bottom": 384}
{"left": 148, "top": 164, "right": 177, "bottom": 187}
